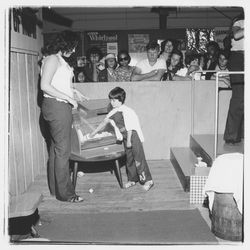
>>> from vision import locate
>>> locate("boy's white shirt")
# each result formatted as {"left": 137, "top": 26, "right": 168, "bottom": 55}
{"left": 106, "top": 104, "right": 145, "bottom": 142}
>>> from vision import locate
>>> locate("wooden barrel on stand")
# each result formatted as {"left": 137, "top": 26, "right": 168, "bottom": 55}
{"left": 211, "top": 192, "right": 242, "bottom": 241}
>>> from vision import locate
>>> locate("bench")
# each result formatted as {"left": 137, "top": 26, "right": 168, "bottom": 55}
{"left": 9, "top": 192, "right": 43, "bottom": 239}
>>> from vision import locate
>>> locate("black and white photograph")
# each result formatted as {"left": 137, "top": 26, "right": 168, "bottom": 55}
{"left": 1, "top": 0, "right": 249, "bottom": 248}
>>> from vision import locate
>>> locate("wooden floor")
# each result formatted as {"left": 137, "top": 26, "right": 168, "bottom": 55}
{"left": 26, "top": 160, "right": 195, "bottom": 215}
{"left": 24, "top": 160, "right": 239, "bottom": 244}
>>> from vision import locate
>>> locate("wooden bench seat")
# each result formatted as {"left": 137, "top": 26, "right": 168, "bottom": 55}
{"left": 9, "top": 192, "right": 43, "bottom": 219}
{"left": 9, "top": 192, "right": 43, "bottom": 239}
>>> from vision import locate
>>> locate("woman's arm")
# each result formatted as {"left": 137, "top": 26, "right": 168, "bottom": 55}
{"left": 41, "top": 55, "right": 78, "bottom": 108}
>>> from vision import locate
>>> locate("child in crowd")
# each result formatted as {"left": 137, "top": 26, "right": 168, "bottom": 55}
{"left": 90, "top": 87, "right": 154, "bottom": 191}
{"left": 83, "top": 47, "right": 104, "bottom": 82}
{"left": 98, "top": 53, "right": 118, "bottom": 82}
{"left": 74, "top": 68, "right": 86, "bottom": 82}
{"left": 161, "top": 50, "right": 190, "bottom": 81}
{"left": 185, "top": 53, "right": 203, "bottom": 80}
{"left": 203, "top": 41, "right": 220, "bottom": 80}
{"left": 211, "top": 50, "right": 230, "bottom": 87}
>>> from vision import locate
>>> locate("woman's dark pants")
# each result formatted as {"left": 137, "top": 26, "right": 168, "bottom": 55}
{"left": 42, "top": 98, "right": 75, "bottom": 201}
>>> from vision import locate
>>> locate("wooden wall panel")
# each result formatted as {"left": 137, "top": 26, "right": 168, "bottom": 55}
{"left": 33, "top": 56, "right": 48, "bottom": 173}
{"left": 9, "top": 106, "right": 18, "bottom": 196}
{"left": 9, "top": 51, "right": 49, "bottom": 195}
{"left": 26, "top": 55, "right": 38, "bottom": 181}
{"left": 10, "top": 52, "right": 26, "bottom": 195}
{"left": 9, "top": 8, "right": 46, "bottom": 196}
{"left": 18, "top": 53, "right": 33, "bottom": 189}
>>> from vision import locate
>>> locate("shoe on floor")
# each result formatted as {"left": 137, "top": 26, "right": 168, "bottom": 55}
{"left": 143, "top": 180, "right": 154, "bottom": 191}
{"left": 68, "top": 195, "right": 84, "bottom": 203}
{"left": 124, "top": 181, "right": 136, "bottom": 189}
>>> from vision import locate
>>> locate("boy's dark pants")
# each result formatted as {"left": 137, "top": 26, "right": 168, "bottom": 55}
{"left": 123, "top": 130, "right": 152, "bottom": 183}
{"left": 42, "top": 98, "right": 75, "bottom": 201}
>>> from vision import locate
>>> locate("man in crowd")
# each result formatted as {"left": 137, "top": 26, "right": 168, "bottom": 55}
{"left": 131, "top": 41, "right": 166, "bottom": 81}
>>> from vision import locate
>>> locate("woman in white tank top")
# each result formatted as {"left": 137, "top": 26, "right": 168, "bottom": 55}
{"left": 41, "top": 31, "right": 85, "bottom": 202}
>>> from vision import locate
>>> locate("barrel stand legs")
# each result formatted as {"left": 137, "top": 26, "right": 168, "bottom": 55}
{"left": 71, "top": 159, "right": 123, "bottom": 189}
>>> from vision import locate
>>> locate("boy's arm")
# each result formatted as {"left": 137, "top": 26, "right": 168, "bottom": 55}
{"left": 89, "top": 118, "right": 110, "bottom": 137}
{"left": 126, "top": 130, "right": 132, "bottom": 148}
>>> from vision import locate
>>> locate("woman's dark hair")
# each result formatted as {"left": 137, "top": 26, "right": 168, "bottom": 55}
{"left": 160, "top": 39, "right": 177, "bottom": 55}
{"left": 166, "top": 49, "right": 184, "bottom": 72}
{"left": 86, "top": 47, "right": 103, "bottom": 60}
{"left": 41, "top": 30, "right": 79, "bottom": 56}
{"left": 108, "top": 87, "right": 126, "bottom": 104}
{"left": 117, "top": 50, "right": 131, "bottom": 64}
{"left": 218, "top": 49, "right": 230, "bottom": 60}
{"left": 105, "top": 57, "right": 118, "bottom": 69}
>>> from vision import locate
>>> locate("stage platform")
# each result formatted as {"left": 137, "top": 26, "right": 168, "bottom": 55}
{"left": 170, "top": 134, "right": 244, "bottom": 192}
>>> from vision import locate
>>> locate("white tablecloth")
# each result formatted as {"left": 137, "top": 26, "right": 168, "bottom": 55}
{"left": 203, "top": 153, "right": 243, "bottom": 214}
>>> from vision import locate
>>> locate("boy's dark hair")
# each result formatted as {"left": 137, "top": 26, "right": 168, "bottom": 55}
{"left": 185, "top": 53, "right": 201, "bottom": 66}
{"left": 146, "top": 40, "right": 160, "bottom": 52}
{"left": 108, "top": 87, "right": 126, "bottom": 104}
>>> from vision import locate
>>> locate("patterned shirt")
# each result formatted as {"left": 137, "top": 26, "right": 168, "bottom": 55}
{"left": 115, "top": 66, "right": 134, "bottom": 82}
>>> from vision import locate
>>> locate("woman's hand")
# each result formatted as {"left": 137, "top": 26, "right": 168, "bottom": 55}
{"left": 89, "top": 132, "right": 95, "bottom": 138}
{"left": 67, "top": 97, "right": 78, "bottom": 109}
{"left": 73, "top": 89, "right": 90, "bottom": 101}
{"left": 127, "top": 140, "right": 132, "bottom": 148}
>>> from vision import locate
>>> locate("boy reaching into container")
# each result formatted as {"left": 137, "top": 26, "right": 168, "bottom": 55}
{"left": 89, "top": 87, "right": 154, "bottom": 191}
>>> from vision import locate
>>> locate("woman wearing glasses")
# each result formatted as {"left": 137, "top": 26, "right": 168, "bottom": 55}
{"left": 116, "top": 50, "right": 134, "bottom": 82}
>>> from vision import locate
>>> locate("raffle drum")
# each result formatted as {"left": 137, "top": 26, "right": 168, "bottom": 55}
{"left": 70, "top": 99, "right": 125, "bottom": 188}
{"left": 71, "top": 99, "right": 124, "bottom": 158}
{"left": 211, "top": 192, "right": 243, "bottom": 241}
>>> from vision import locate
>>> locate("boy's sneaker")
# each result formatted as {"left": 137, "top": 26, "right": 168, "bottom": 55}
{"left": 124, "top": 181, "right": 136, "bottom": 189}
{"left": 143, "top": 180, "right": 154, "bottom": 191}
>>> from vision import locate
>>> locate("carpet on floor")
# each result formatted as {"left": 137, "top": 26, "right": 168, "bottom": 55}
{"left": 35, "top": 209, "right": 218, "bottom": 244}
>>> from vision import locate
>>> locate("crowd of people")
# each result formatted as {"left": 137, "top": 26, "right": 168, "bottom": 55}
{"left": 74, "top": 37, "right": 233, "bottom": 85}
